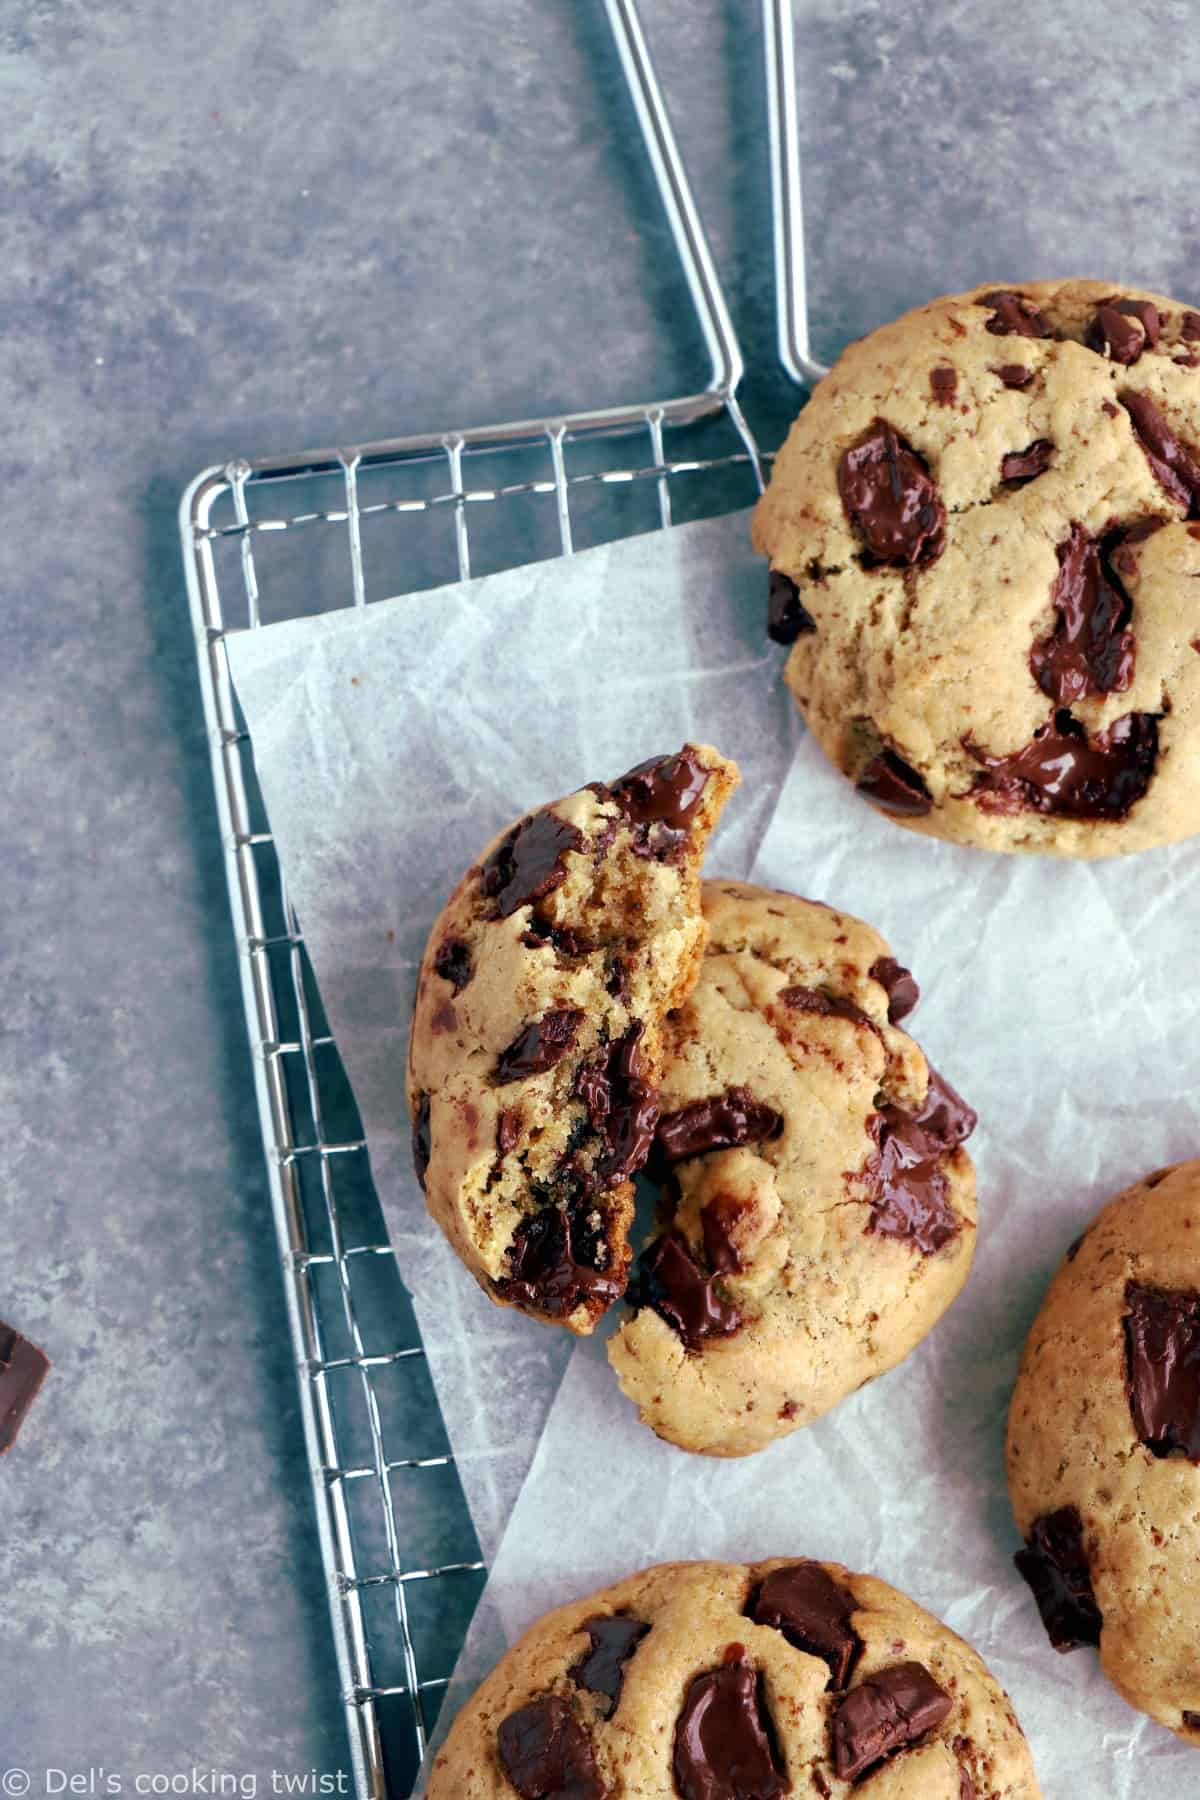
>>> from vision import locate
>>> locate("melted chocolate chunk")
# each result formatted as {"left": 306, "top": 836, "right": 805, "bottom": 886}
{"left": 1183, "top": 1711, "right": 1200, "bottom": 1732}
{"left": 1086, "top": 298, "right": 1160, "bottom": 365}
{"left": 930, "top": 367, "right": 957, "bottom": 406}
{"left": 631, "top": 1232, "right": 742, "bottom": 1349}
{"left": 433, "top": 937, "right": 473, "bottom": 993}
{"left": 496, "top": 1009, "right": 584, "bottom": 1084}
{"left": 576, "top": 1023, "right": 661, "bottom": 1188}
{"left": 523, "top": 918, "right": 596, "bottom": 957}
{"left": 499, "top": 1205, "right": 623, "bottom": 1318}
{"left": 673, "top": 1659, "right": 787, "bottom": 1800}
{"left": 701, "top": 1194, "right": 746, "bottom": 1275}
{"left": 768, "top": 569, "right": 817, "bottom": 645}
{"left": 832, "top": 1662, "right": 951, "bottom": 1784}
{"left": 411, "top": 1093, "right": 431, "bottom": 1191}
{"left": 1184, "top": 311, "right": 1200, "bottom": 342}
{"left": 1124, "top": 1282, "right": 1200, "bottom": 1460}
{"left": 1030, "top": 525, "right": 1135, "bottom": 705}
{"left": 569, "top": 1615, "right": 650, "bottom": 1715}
{"left": 496, "top": 1695, "right": 606, "bottom": 1800}
{"left": 0, "top": 1322, "right": 49, "bottom": 1455}
{"left": 1014, "top": 1506, "right": 1102, "bottom": 1651}
{"left": 837, "top": 421, "right": 946, "bottom": 566}
{"left": 993, "top": 363, "right": 1034, "bottom": 388}
{"left": 778, "top": 986, "right": 873, "bottom": 1027}
{"left": 752, "top": 1562, "right": 861, "bottom": 1689}
{"left": 655, "top": 1087, "right": 782, "bottom": 1167}
{"left": 1000, "top": 439, "right": 1054, "bottom": 486}
{"left": 866, "top": 1065, "right": 975, "bottom": 1255}
{"left": 1122, "top": 392, "right": 1200, "bottom": 513}
{"left": 968, "top": 709, "right": 1158, "bottom": 820}
{"left": 497, "top": 1109, "right": 521, "bottom": 1156}
{"left": 482, "top": 810, "right": 586, "bottom": 918}
{"left": 601, "top": 748, "right": 711, "bottom": 863}
{"left": 869, "top": 956, "right": 920, "bottom": 1024}
{"left": 856, "top": 749, "right": 933, "bottom": 817}
{"left": 980, "top": 291, "right": 1055, "bottom": 338}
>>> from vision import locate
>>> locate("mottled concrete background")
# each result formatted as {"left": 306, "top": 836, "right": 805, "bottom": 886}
{"left": 2, "top": 0, "right": 1196, "bottom": 1789}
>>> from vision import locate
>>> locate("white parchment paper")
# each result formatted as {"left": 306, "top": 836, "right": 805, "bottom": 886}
{"left": 427, "top": 732, "right": 1200, "bottom": 1795}
{"left": 225, "top": 509, "right": 798, "bottom": 1564}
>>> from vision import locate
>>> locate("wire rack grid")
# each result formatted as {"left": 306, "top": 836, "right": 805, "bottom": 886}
{"left": 179, "top": 2, "right": 817, "bottom": 1795}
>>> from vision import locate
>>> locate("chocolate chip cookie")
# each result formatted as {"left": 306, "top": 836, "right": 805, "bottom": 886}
{"left": 607, "top": 880, "right": 977, "bottom": 1456}
{"left": 407, "top": 747, "right": 738, "bottom": 1333}
{"left": 1008, "top": 1158, "right": 1200, "bottom": 1741}
{"left": 753, "top": 279, "right": 1200, "bottom": 856}
{"left": 425, "top": 1558, "right": 1040, "bottom": 1798}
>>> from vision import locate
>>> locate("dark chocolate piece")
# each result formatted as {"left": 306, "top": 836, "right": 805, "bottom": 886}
{"left": 482, "top": 810, "right": 586, "bottom": 918}
{"left": 752, "top": 1562, "right": 861, "bottom": 1689}
{"left": 1014, "top": 1506, "right": 1102, "bottom": 1651}
{"left": 831, "top": 1662, "right": 952, "bottom": 1784}
{"left": 1184, "top": 311, "right": 1200, "bottom": 342}
{"left": 968, "top": 709, "right": 1158, "bottom": 820}
{"left": 673, "top": 1658, "right": 787, "bottom": 1800}
{"left": 599, "top": 748, "right": 712, "bottom": 864}
{"left": 700, "top": 1193, "right": 747, "bottom": 1275}
{"left": 523, "top": 918, "right": 596, "bottom": 958}
{"left": 930, "top": 367, "right": 958, "bottom": 406}
{"left": 778, "top": 986, "right": 873, "bottom": 1028}
{"left": 856, "top": 749, "right": 933, "bottom": 817}
{"left": 869, "top": 956, "right": 919, "bottom": 1024}
{"left": 576, "top": 1023, "right": 661, "bottom": 1188}
{"left": 866, "top": 1065, "right": 975, "bottom": 1255}
{"left": 655, "top": 1087, "right": 782, "bottom": 1167}
{"left": 433, "top": 937, "right": 473, "bottom": 994}
{"left": 0, "top": 1323, "right": 49, "bottom": 1455}
{"left": 496, "top": 1009, "right": 584, "bottom": 1084}
{"left": 498, "top": 1204, "right": 623, "bottom": 1318}
{"left": 1086, "top": 298, "right": 1160, "bottom": 365}
{"left": 411, "top": 1093, "right": 432, "bottom": 1191}
{"left": 1183, "top": 1710, "right": 1200, "bottom": 1731}
{"left": 1122, "top": 392, "right": 1200, "bottom": 513}
{"left": 497, "top": 1109, "right": 521, "bottom": 1156}
{"left": 631, "top": 1233, "right": 742, "bottom": 1350}
{"left": 837, "top": 421, "right": 946, "bottom": 566}
{"left": 1000, "top": 439, "right": 1054, "bottom": 486}
{"left": 993, "top": 363, "right": 1034, "bottom": 388}
{"left": 768, "top": 570, "right": 817, "bottom": 645}
{"left": 980, "top": 291, "right": 1055, "bottom": 338}
{"left": 959, "top": 1760, "right": 977, "bottom": 1800}
{"left": 496, "top": 1695, "right": 606, "bottom": 1800}
{"left": 569, "top": 1615, "right": 650, "bottom": 1715}
{"left": 1124, "top": 1281, "right": 1200, "bottom": 1461}
{"left": 1031, "top": 525, "right": 1135, "bottom": 705}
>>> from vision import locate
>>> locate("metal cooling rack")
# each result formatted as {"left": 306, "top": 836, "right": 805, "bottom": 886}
{"left": 179, "top": 2, "right": 819, "bottom": 1794}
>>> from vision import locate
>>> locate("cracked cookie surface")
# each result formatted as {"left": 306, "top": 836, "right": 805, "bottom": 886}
{"left": 426, "top": 1558, "right": 1040, "bottom": 1798}
{"left": 407, "top": 747, "right": 738, "bottom": 1333}
{"left": 1007, "top": 1159, "right": 1200, "bottom": 1742}
{"left": 606, "top": 881, "right": 977, "bottom": 1457}
{"left": 753, "top": 278, "right": 1200, "bottom": 857}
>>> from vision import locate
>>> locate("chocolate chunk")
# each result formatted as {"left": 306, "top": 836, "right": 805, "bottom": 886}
{"left": 930, "top": 367, "right": 957, "bottom": 406}
{"left": 482, "top": 810, "right": 586, "bottom": 918}
{"left": 831, "top": 1662, "right": 952, "bottom": 1784}
{"left": 1184, "top": 311, "right": 1200, "bottom": 342}
{"left": 1124, "top": 1282, "right": 1200, "bottom": 1460}
{"left": 605, "top": 958, "right": 628, "bottom": 1002}
{"left": 569, "top": 1615, "right": 650, "bottom": 1715}
{"left": 959, "top": 1761, "right": 977, "bottom": 1800}
{"left": 1031, "top": 525, "right": 1135, "bottom": 705}
{"left": 497, "top": 1109, "right": 521, "bottom": 1156}
{"left": 1000, "top": 439, "right": 1054, "bottom": 486}
{"left": 497, "top": 1695, "right": 606, "bottom": 1800}
{"left": 1086, "top": 299, "right": 1160, "bottom": 365}
{"left": 631, "top": 1233, "right": 742, "bottom": 1349}
{"left": 1122, "top": 392, "right": 1200, "bottom": 513}
{"left": 673, "top": 1658, "right": 787, "bottom": 1800}
{"left": 499, "top": 1204, "right": 623, "bottom": 1318}
{"left": 869, "top": 957, "right": 920, "bottom": 1024}
{"left": 576, "top": 1023, "right": 661, "bottom": 1188}
{"left": 496, "top": 1009, "right": 584, "bottom": 1084}
{"left": 968, "top": 708, "right": 1158, "bottom": 820}
{"left": 981, "top": 291, "right": 1055, "bottom": 338}
{"left": 433, "top": 937, "right": 473, "bottom": 993}
{"left": 0, "top": 1322, "right": 49, "bottom": 1455}
{"left": 856, "top": 749, "right": 933, "bottom": 817}
{"left": 838, "top": 421, "right": 946, "bottom": 566}
{"left": 993, "top": 363, "right": 1034, "bottom": 388}
{"left": 1014, "top": 1506, "right": 1102, "bottom": 1651}
{"left": 812, "top": 1772, "right": 832, "bottom": 1798}
{"left": 768, "top": 569, "right": 817, "bottom": 645}
{"left": 700, "top": 1194, "right": 747, "bottom": 1275}
{"left": 411, "top": 1093, "right": 432, "bottom": 1191}
{"left": 778, "top": 986, "right": 873, "bottom": 1028}
{"left": 866, "top": 1065, "right": 975, "bottom": 1255}
{"left": 523, "top": 918, "right": 596, "bottom": 958}
{"left": 1183, "top": 1711, "right": 1200, "bottom": 1731}
{"left": 655, "top": 1088, "right": 782, "bottom": 1167}
{"left": 752, "top": 1562, "right": 861, "bottom": 1689}
{"left": 600, "top": 748, "right": 711, "bottom": 864}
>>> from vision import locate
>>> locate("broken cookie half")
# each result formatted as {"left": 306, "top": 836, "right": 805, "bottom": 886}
{"left": 407, "top": 745, "right": 739, "bottom": 1333}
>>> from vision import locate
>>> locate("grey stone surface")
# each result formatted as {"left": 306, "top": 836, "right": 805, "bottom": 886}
{"left": 2, "top": 0, "right": 1197, "bottom": 1791}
